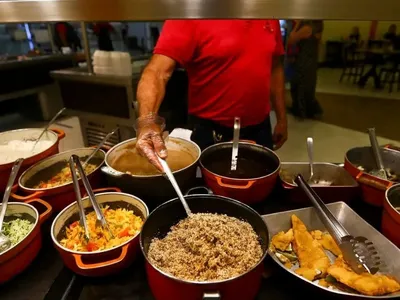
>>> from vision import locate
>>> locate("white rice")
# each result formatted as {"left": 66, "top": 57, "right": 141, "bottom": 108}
{"left": 0, "top": 140, "right": 54, "bottom": 164}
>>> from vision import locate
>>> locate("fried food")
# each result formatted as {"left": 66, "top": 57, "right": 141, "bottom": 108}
{"left": 291, "top": 215, "right": 331, "bottom": 281}
{"left": 328, "top": 256, "right": 400, "bottom": 296}
{"left": 271, "top": 229, "right": 293, "bottom": 251}
{"left": 311, "top": 230, "right": 342, "bottom": 257}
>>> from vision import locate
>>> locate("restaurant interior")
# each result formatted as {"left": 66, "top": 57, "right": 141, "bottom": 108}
{"left": 1, "top": 0, "right": 400, "bottom": 299}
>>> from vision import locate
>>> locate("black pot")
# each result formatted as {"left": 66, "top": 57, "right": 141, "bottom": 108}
{"left": 140, "top": 194, "right": 269, "bottom": 300}
{"left": 102, "top": 137, "right": 200, "bottom": 210}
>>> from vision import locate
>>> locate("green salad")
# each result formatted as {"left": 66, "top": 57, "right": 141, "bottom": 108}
{"left": 2, "top": 219, "right": 34, "bottom": 246}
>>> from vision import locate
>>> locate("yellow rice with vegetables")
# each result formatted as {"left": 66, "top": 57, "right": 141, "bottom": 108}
{"left": 60, "top": 206, "right": 143, "bottom": 252}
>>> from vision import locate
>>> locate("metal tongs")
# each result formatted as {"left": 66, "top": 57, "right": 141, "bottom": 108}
{"left": 231, "top": 117, "right": 241, "bottom": 171}
{"left": 295, "top": 174, "right": 385, "bottom": 275}
{"left": 69, "top": 155, "right": 113, "bottom": 241}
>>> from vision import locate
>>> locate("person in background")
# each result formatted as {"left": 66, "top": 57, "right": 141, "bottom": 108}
{"left": 53, "top": 22, "right": 81, "bottom": 52}
{"left": 288, "top": 20, "right": 324, "bottom": 120}
{"left": 384, "top": 24, "right": 397, "bottom": 44}
{"left": 135, "top": 20, "right": 288, "bottom": 171}
{"left": 92, "top": 22, "right": 115, "bottom": 51}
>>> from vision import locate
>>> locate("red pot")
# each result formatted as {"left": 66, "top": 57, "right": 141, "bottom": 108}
{"left": 382, "top": 184, "right": 400, "bottom": 247}
{"left": 344, "top": 146, "right": 399, "bottom": 206}
{"left": 0, "top": 128, "right": 65, "bottom": 193}
{"left": 11, "top": 148, "right": 106, "bottom": 212}
{"left": 51, "top": 191, "right": 149, "bottom": 277}
{"left": 199, "top": 142, "right": 280, "bottom": 204}
{"left": 140, "top": 195, "right": 269, "bottom": 300}
{"left": 0, "top": 199, "right": 52, "bottom": 283}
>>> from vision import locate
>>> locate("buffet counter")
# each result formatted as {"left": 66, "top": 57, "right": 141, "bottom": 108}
{"left": 0, "top": 177, "right": 381, "bottom": 300}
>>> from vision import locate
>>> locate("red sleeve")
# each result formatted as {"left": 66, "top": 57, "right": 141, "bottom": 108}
{"left": 153, "top": 20, "right": 197, "bottom": 66}
{"left": 273, "top": 20, "right": 285, "bottom": 56}
{"left": 56, "top": 23, "right": 67, "bottom": 35}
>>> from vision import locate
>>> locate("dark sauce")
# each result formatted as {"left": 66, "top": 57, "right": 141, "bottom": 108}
{"left": 201, "top": 144, "right": 279, "bottom": 179}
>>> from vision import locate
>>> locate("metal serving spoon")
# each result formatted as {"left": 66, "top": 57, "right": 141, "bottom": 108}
{"left": 157, "top": 156, "right": 192, "bottom": 216}
{"left": 368, "top": 128, "right": 388, "bottom": 180}
{"left": 0, "top": 158, "right": 24, "bottom": 253}
{"left": 32, "top": 107, "right": 66, "bottom": 152}
{"left": 231, "top": 117, "right": 241, "bottom": 171}
{"left": 307, "top": 137, "right": 317, "bottom": 184}
{"left": 82, "top": 127, "right": 119, "bottom": 168}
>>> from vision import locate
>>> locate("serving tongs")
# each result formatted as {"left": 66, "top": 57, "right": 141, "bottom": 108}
{"left": 69, "top": 155, "right": 113, "bottom": 242}
{"left": 295, "top": 174, "right": 385, "bottom": 275}
{"left": 231, "top": 117, "right": 241, "bottom": 171}
{"left": 368, "top": 127, "right": 388, "bottom": 180}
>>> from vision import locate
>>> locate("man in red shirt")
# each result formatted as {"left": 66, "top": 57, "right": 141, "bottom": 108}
{"left": 136, "top": 20, "right": 287, "bottom": 171}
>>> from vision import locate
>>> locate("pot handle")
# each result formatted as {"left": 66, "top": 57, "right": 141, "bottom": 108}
{"left": 215, "top": 177, "right": 255, "bottom": 190}
{"left": 90, "top": 144, "right": 111, "bottom": 152}
{"left": 50, "top": 128, "right": 66, "bottom": 140}
{"left": 384, "top": 144, "right": 400, "bottom": 152}
{"left": 25, "top": 199, "right": 52, "bottom": 224}
{"left": 83, "top": 187, "right": 121, "bottom": 197}
{"left": 10, "top": 184, "right": 45, "bottom": 202}
{"left": 203, "top": 292, "right": 221, "bottom": 299}
{"left": 356, "top": 172, "right": 393, "bottom": 191}
{"left": 281, "top": 180, "right": 295, "bottom": 190}
{"left": 73, "top": 244, "right": 129, "bottom": 270}
{"left": 185, "top": 186, "right": 213, "bottom": 196}
{"left": 101, "top": 166, "right": 124, "bottom": 178}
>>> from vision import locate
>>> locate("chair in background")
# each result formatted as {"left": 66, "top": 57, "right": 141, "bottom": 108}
{"left": 339, "top": 45, "right": 365, "bottom": 83}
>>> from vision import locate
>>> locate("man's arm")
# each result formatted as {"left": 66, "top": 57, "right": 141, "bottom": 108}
{"left": 270, "top": 56, "right": 286, "bottom": 123}
{"left": 270, "top": 55, "right": 288, "bottom": 149}
{"left": 137, "top": 54, "right": 177, "bottom": 117}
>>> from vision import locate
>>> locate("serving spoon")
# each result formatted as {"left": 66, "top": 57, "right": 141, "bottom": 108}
{"left": 306, "top": 137, "right": 317, "bottom": 184}
{"left": 0, "top": 158, "right": 24, "bottom": 253}
{"left": 32, "top": 107, "right": 66, "bottom": 152}
{"left": 82, "top": 127, "right": 119, "bottom": 168}
{"left": 231, "top": 117, "right": 241, "bottom": 171}
{"left": 157, "top": 156, "right": 192, "bottom": 216}
{"left": 368, "top": 128, "right": 388, "bottom": 180}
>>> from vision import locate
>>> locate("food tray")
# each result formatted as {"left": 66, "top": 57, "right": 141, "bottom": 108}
{"left": 280, "top": 162, "right": 359, "bottom": 203}
{"left": 263, "top": 202, "right": 400, "bottom": 298}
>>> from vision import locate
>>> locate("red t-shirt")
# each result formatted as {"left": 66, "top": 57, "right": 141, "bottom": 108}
{"left": 154, "top": 20, "right": 285, "bottom": 127}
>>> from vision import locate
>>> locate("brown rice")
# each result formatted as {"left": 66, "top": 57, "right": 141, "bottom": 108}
{"left": 147, "top": 213, "right": 263, "bottom": 282}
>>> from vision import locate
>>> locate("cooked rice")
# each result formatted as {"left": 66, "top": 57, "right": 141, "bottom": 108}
{"left": 60, "top": 205, "right": 143, "bottom": 252}
{"left": 147, "top": 213, "right": 263, "bottom": 282}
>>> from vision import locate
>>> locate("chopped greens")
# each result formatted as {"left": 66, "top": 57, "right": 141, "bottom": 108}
{"left": 2, "top": 219, "right": 33, "bottom": 246}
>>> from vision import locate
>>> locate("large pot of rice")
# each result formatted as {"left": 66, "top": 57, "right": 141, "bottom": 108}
{"left": 0, "top": 128, "right": 65, "bottom": 193}
{"left": 140, "top": 194, "right": 269, "bottom": 300}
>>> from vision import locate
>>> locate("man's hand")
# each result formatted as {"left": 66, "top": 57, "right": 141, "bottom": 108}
{"left": 273, "top": 119, "right": 288, "bottom": 150}
{"left": 135, "top": 115, "right": 167, "bottom": 172}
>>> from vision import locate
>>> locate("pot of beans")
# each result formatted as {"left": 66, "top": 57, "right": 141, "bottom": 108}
{"left": 344, "top": 145, "right": 400, "bottom": 206}
{"left": 11, "top": 148, "right": 106, "bottom": 212}
{"left": 51, "top": 191, "right": 149, "bottom": 277}
{"left": 0, "top": 199, "right": 52, "bottom": 283}
{"left": 0, "top": 128, "right": 65, "bottom": 193}
{"left": 102, "top": 137, "right": 200, "bottom": 209}
{"left": 199, "top": 142, "right": 281, "bottom": 204}
{"left": 140, "top": 194, "right": 269, "bottom": 300}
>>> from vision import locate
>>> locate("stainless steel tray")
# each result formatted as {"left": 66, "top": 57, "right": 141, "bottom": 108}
{"left": 280, "top": 162, "right": 358, "bottom": 187}
{"left": 263, "top": 202, "right": 400, "bottom": 298}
